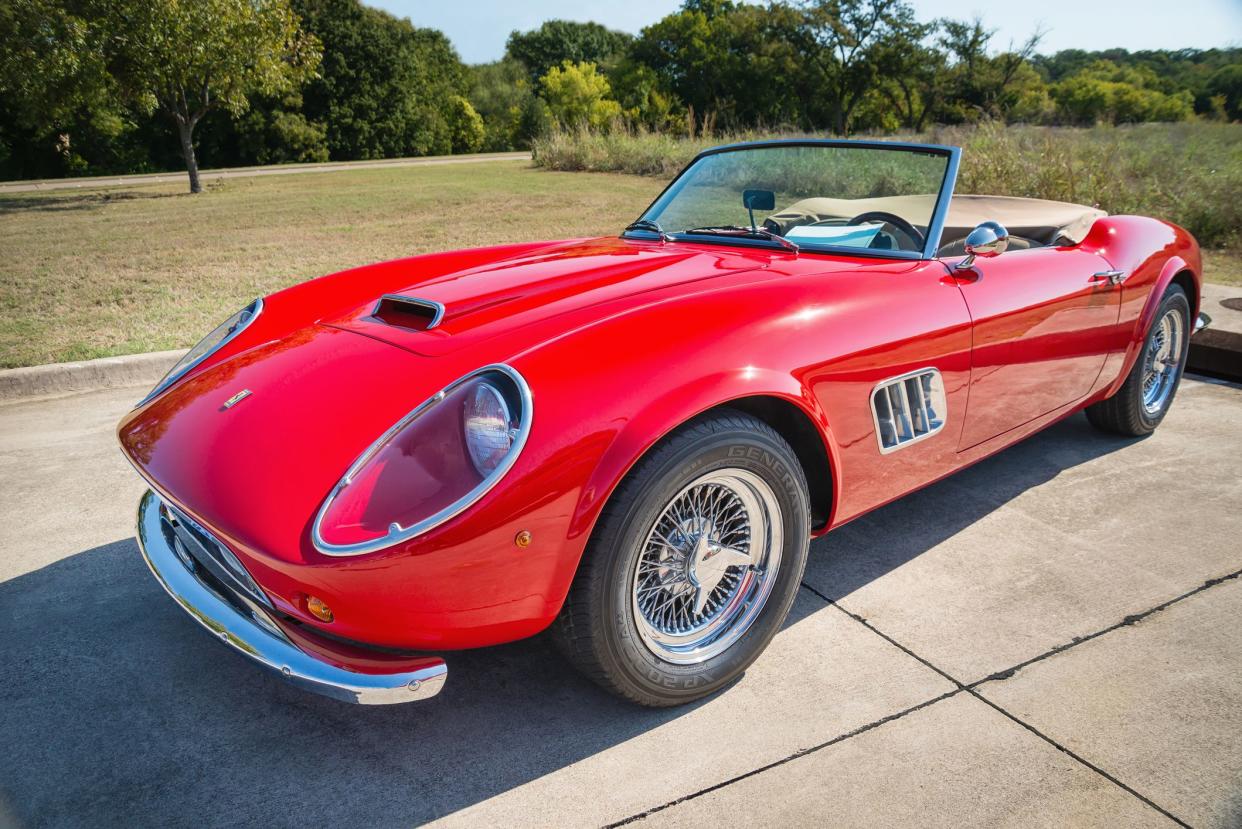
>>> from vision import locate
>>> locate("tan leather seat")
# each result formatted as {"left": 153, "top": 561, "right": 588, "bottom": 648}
{"left": 769, "top": 194, "right": 1105, "bottom": 251}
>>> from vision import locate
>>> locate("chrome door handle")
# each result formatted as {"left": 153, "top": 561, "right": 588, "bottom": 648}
{"left": 1091, "top": 270, "right": 1127, "bottom": 285}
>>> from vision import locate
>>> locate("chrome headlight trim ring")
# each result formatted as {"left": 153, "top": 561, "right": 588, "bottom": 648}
{"left": 311, "top": 363, "right": 533, "bottom": 557}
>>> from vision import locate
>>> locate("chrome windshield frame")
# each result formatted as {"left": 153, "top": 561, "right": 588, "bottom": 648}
{"left": 624, "top": 139, "right": 962, "bottom": 261}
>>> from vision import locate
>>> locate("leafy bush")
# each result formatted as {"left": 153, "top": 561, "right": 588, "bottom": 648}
{"left": 447, "top": 96, "right": 485, "bottom": 154}
{"left": 1052, "top": 61, "right": 1194, "bottom": 125}
{"left": 539, "top": 61, "right": 623, "bottom": 130}
{"left": 532, "top": 121, "right": 1242, "bottom": 246}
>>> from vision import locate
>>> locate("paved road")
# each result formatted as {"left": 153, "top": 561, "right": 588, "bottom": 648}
{"left": 1, "top": 378, "right": 1240, "bottom": 828}
{"left": 0, "top": 152, "right": 532, "bottom": 193}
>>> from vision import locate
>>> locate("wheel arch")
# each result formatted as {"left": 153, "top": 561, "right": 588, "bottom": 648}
{"left": 723, "top": 395, "right": 835, "bottom": 532}
{"left": 567, "top": 374, "right": 841, "bottom": 555}
{"left": 1169, "top": 269, "right": 1198, "bottom": 320}
{"left": 1108, "top": 254, "right": 1201, "bottom": 398}
{"left": 1138, "top": 257, "right": 1199, "bottom": 339}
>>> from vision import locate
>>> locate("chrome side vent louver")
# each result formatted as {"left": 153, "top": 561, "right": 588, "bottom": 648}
{"left": 871, "top": 368, "right": 947, "bottom": 453}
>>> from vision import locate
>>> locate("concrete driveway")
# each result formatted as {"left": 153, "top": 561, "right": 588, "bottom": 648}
{"left": 1, "top": 377, "right": 1239, "bottom": 828}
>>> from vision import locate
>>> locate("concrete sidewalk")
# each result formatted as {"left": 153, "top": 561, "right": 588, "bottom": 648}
{"left": 0, "top": 151, "right": 531, "bottom": 193}
{"left": 0, "top": 377, "right": 1239, "bottom": 827}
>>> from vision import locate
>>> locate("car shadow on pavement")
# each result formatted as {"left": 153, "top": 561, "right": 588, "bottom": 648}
{"left": 0, "top": 536, "right": 717, "bottom": 828}
{"left": 0, "top": 413, "right": 1138, "bottom": 828}
{"left": 806, "top": 412, "right": 1143, "bottom": 602}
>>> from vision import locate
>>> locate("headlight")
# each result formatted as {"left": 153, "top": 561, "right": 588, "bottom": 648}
{"left": 464, "top": 381, "right": 514, "bottom": 475}
{"left": 139, "top": 298, "right": 263, "bottom": 405}
{"left": 312, "top": 364, "right": 532, "bottom": 556}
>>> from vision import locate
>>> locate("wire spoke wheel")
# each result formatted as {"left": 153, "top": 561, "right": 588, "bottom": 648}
{"left": 631, "top": 468, "right": 782, "bottom": 665}
{"left": 1142, "top": 307, "right": 1184, "bottom": 415}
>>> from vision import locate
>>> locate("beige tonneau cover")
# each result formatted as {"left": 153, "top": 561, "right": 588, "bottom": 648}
{"left": 769, "top": 194, "right": 1106, "bottom": 247}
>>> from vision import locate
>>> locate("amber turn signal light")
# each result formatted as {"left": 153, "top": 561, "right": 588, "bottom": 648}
{"left": 306, "top": 595, "right": 334, "bottom": 623}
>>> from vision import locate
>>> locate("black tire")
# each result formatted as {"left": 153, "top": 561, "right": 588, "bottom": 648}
{"left": 1086, "top": 284, "right": 1190, "bottom": 437}
{"left": 551, "top": 409, "right": 810, "bottom": 707}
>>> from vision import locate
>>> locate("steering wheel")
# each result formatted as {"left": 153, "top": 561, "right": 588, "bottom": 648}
{"left": 846, "top": 211, "right": 925, "bottom": 251}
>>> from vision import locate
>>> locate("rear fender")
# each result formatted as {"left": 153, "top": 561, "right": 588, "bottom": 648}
{"left": 1078, "top": 216, "right": 1201, "bottom": 396}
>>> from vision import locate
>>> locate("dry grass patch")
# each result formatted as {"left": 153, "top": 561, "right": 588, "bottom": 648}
{"left": 0, "top": 161, "right": 661, "bottom": 367}
{"left": 1203, "top": 249, "right": 1242, "bottom": 288}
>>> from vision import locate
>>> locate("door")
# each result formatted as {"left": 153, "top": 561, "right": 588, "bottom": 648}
{"left": 800, "top": 259, "right": 974, "bottom": 526}
{"left": 952, "top": 247, "right": 1121, "bottom": 450}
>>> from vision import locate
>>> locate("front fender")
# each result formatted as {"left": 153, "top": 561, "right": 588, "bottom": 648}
{"left": 510, "top": 276, "right": 846, "bottom": 623}
{"left": 567, "top": 366, "right": 838, "bottom": 543}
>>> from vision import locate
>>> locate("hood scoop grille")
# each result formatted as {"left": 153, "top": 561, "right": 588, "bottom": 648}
{"left": 372, "top": 295, "right": 445, "bottom": 332}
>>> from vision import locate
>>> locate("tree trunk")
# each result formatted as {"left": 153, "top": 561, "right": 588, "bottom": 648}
{"left": 176, "top": 119, "right": 202, "bottom": 194}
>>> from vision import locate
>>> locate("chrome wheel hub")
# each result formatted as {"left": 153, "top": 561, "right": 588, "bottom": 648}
{"left": 631, "top": 469, "right": 782, "bottom": 665}
{"left": 1142, "top": 308, "right": 1184, "bottom": 415}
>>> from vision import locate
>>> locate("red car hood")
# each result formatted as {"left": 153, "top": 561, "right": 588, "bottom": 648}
{"left": 318, "top": 237, "right": 775, "bottom": 356}
{"left": 118, "top": 237, "right": 781, "bottom": 565}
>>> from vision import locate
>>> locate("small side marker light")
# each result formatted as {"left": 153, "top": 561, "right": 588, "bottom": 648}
{"left": 307, "top": 596, "right": 334, "bottom": 623}
{"left": 515, "top": 530, "right": 532, "bottom": 549}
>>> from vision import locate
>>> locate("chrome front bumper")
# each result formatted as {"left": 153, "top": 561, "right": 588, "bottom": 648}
{"left": 136, "top": 490, "right": 447, "bottom": 704}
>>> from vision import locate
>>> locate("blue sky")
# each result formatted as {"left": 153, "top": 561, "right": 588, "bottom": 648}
{"left": 370, "top": 0, "right": 1242, "bottom": 64}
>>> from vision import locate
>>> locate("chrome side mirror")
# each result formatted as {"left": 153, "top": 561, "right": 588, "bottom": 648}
{"left": 957, "top": 221, "right": 1009, "bottom": 270}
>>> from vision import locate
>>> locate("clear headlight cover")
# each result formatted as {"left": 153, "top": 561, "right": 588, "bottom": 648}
{"left": 140, "top": 298, "right": 263, "bottom": 405}
{"left": 312, "top": 364, "right": 533, "bottom": 556}
{"left": 464, "top": 381, "right": 514, "bottom": 475}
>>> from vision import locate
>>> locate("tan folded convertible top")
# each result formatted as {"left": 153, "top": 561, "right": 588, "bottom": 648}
{"left": 768, "top": 194, "right": 1106, "bottom": 247}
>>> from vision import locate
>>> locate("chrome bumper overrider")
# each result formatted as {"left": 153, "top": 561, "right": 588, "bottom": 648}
{"left": 136, "top": 490, "right": 447, "bottom": 704}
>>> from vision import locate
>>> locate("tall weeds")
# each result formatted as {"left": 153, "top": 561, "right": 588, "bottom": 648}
{"left": 532, "top": 122, "right": 1242, "bottom": 246}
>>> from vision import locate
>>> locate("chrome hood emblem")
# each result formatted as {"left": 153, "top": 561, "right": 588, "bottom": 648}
{"left": 221, "top": 389, "right": 252, "bottom": 410}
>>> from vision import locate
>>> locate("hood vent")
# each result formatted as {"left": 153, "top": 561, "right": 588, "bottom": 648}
{"left": 372, "top": 295, "right": 445, "bottom": 331}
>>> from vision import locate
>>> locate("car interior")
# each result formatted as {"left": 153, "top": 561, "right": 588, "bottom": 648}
{"left": 764, "top": 194, "right": 1107, "bottom": 256}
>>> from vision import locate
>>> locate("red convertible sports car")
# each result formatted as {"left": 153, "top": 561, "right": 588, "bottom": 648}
{"left": 120, "top": 139, "right": 1206, "bottom": 707}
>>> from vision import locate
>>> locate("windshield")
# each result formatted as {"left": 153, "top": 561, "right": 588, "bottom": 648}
{"left": 630, "top": 143, "right": 955, "bottom": 258}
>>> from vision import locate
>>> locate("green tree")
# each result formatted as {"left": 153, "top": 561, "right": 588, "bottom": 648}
{"left": 506, "top": 20, "right": 632, "bottom": 83}
{"left": 1034, "top": 47, "right": 1241, "bottom": 115}
{"left": 294, "top": 0, "right": 468, "bottom": 161}
{"left": 607, "top": 58, "right": 686, "bottom": 133}
{"left": 539, "top": 61, "right": 623, "bottom": 130}
{"left": 1, "top": 0, "right": 321, "bottom": 189}
{"left": 0, "top": 0, "right": 132, "bottom": 178}
{"left": 1052, "top": 61, "right": 1194, "bottom": 125}
{"left": 0, "top": 0, "right": 117, "bottom": 131}
{"left": 797, "top": 0, "right": 919, "bottom": 135}
{"left": 937, "top": 17, "right": 1046, "bottom": 122}
{"left": 468, "top": 58, "right": 547, "bottom": 150}
{"left": 218, "top": 93, "right": 330, "bottom": 164}
{"left": 107, "top": 0, "right": 321, "bottom": 192}
{"left": 872, "top": 16, "right": 944, "bottom": 130}
{"left": 1207, "top": 64, "right": 1242, "bottom": 121}
{"left": 631, "top": 0, "right": 806, "bottom": 130}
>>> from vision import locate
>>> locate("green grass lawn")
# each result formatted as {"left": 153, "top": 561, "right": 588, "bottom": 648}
{"left": 0, "top": 158, "right": 1237, "bottom": 369}
{"left": 0, "top": 161, "right": 663, "bottom": 368}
